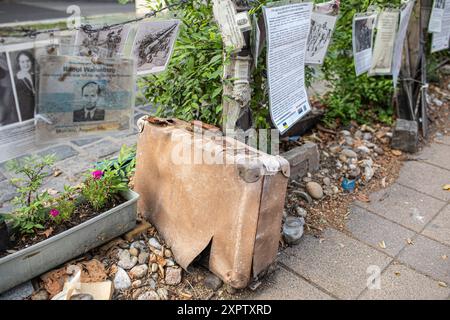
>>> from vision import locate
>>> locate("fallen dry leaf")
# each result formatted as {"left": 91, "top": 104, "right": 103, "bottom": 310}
{"left": 438, "top": 281, "right": 447, "bottom": 288}
{"left": 406, "top": 238, "right": 414, "bottom": 245}
{"left": 39, "top": 227, "right": 54, "bottom": 239}
{"left": 53, "top": 169, "right": 62, "bottom": 177}
{"left": 379, "top": 241, "right": 386, "bottom": 249}
{"left": 442, "top": 255, "right": 448, "bottom": 260}
{"left": 45, "top": 188, "right": 59, "bottom": 196}
{"left": 442, "top": 184, "right": 450, "bottom": 191}
{"left": 391, "top": 150, "right": 402, "bottom": 156}
{"left": 356, "top": 194, "right": 370, "bottom": 203}
{"left": 381, "top": 177, "right": 387, "bottom": 188}
{"left": 394, "top": 271, "right": 401, "bottom": 276}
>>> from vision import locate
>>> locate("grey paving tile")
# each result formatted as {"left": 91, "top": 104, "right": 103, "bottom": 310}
{"left": 347, "top": 206, "right": 415, "bottom": 256}
{"left": 41, "top": 175, "right": 73, "bottom": 193}
{"left": 397, "top": 235, "right": 450, "bottom": 283}
{"left": 37, "top": 145, "right": 78, "bottom": 162}
{"left": 397, "top": 161, "right": 450, "bottom": 201}
{"left": 249, "top": 266, "right": 333, "bottom": 300}
{"left": 423, "top": 205, "right": 450, "bottom": 247}
{"left": 0, "top": 181, "right": 18, "bottom": 204}
{"left": 71, "top": 137, "right": 103, "bottom": 147}
{"left": 356, "top": 183, "right": 445, "bottom": 232}
{"left": 0, "top": 201, "right": 16, "bottom": 215}
{"left": 280, "top": 229, "right": 392, "bottom": 299}
{"left": 54, "top": 156, "right": 95, "bottom": 182}
{"left": 418, "top": 143, "right": 450, "bottom": 170}
{"left": 359, "top": 263, "right": 450, "bottom": 300}
{"left": 85, "top": 141, "right": 121, "bottom": 160}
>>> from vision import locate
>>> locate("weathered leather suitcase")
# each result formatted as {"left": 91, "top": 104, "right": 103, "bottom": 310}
{"left": 134, "top": 116, "right": 289, "bottom": 288}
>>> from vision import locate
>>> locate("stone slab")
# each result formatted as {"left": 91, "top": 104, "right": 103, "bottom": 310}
{"left": 422, "top": 205, "right": 450, "bottom": 246}
{"left": 359, "top": 263, "right": 450, "bottom": 300}
{"left": 37, "top": 145, "right": 78, "bottom": 162}
{"left": 347, "top": 205, "right": 415, "bottom": 256}
{"left": 281, "top": 142, "right": 320, "bottom": 179}
{"left": 397, "top": 161, "right": 450, "bottom": 201}
{"left": 356, "top": 183, "right": 445, "bottom": 232}
{"left": 397, "top": 235, "right": 450, "bottom": 283}
{"left": 249, "top": 266, "right": 333, "bottom": 300}
{"left": 417, "top": 143, "right": 450, "bottom": 170}
{"left": 280, "top": 228, "right": 392, "bottom": 299}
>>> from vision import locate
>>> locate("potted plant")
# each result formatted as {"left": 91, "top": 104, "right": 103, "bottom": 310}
{"left": 0, "top": 146, "right": 139, "bottom": 294}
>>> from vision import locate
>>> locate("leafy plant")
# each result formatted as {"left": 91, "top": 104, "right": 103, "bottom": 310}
{"left": 4, "top": 155, "right": 56, "bottom": 235}
{"left": 140, "top": 0, "right": 227, "bottom": 126}
{"left": 95, "top": 144, "right": 137, "bottom": 183}
{"left": 49, "top": 185, "right": 76, "bottom": 224}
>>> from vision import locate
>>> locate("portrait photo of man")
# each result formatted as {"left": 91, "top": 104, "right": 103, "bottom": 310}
{"left": 73, "top": 81, "right": 105, "bottom": 122}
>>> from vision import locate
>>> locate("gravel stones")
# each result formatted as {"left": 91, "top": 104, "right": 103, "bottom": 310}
{"left": 204, "top": 273, "right": 223, "bottom": 291}
{"left": 306, "top": 181, "right": 324, "bottom": 199}
{"left": 113, "top": 267, "right": 131, "bottom": 290}
{"left": 165, "top": 267, "right": 182, "bottom": 285}
{"left": 117, "top": 249, "right": 138, "bottom": 270}
{"left": 129, "top": 264, "right": 148, "bottom": 279}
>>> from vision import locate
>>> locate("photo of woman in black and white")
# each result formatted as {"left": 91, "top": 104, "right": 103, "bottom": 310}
{"left": 12, "top": 50, "right": 35, "bottom": 121}
{"left": 0, "top": 52, "right": 19, "bottom": 127}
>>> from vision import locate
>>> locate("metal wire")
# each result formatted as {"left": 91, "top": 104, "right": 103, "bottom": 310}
{"left": 0, "top": 0, "right": 188, "bottom": 39}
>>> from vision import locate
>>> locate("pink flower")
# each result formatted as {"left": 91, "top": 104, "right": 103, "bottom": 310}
{"left": 50, "top": 209, "right": 60, "bottom": 217}
{"left": 92, "top": 170, "right": 103, "bottom": 180}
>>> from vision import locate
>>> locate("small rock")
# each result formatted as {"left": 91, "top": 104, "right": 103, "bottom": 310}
{"left": 357, "top": 146, "right": 370, "bottom": 154}
{"left": 328, "top": 144, "right": 341, "bottom": 154}
{"left": 165, "top": 259, "right": 175, "bottom": 267}
{"left": 114, "top": 267, "right": 131, "bottom": 290}
{"left": 164, "top": 249, "right": 172, "bottom": 258}
{"left": 31, "top": 290, "right": 49, "bottom": 300}
{"left": 303, "top": 177, "right": 312, "bottom": 183}
{"left": 332, "top": 186, "right": 339, "bottom": 194}
{"left": 138, "top": 252, "right": 149, "bottom": 264}
{"left": 157, "top": 288, "right": 169, "bottom": 300}
{"left": 306, "top": 181, "right": 324, "bottom": 199}
{"left": 148, "top": 238, "right": 162, "bottom": 250}
{"left": 385, "top": 132, "right": 393, "bottom": 138}
{"left": 373, "top": 147, "right": 384, "bottom": 155}
{"left": 129, "top": 247, "right": 139, "bottom": 257}
{"left": 118, "top": 242, "right": 130, "bottom": 249}
{"left": 117, "top": 249, "right": 138, "bottom": 270}
{"left": 146, "top": 279, "right": 157, "bottom": 290}
{"left": 295, "top": 206, "right": 307, "bottom": 218}
{"left": 341, "top": 149, "right": 357, "bottom": 159}
{"left": 366, "top": 142, "right": 376, "bottom": 148}
{"left": 344, "top": 136, "right": 354, "bottom": 146}
{"left": 151, "top": 263, "right": 158, "bottom": 273}
{"left": 204, "top": 273, "right": 223, "bottom": 291}
{"left": 364, "top": 165, "right": 374, "bottom": 182}
{"left": 363, "top": 133, "right": 373, "bottom": 141}
{"left": 354, "top": 130, "right": 363, "bottom": 139}
{"left": 348, "top": 167, "right": 361, "bottom": 179}
{"left": 340, "top": 130, "right": 351, "bottom": 136}
{"left": 336, "top": 160, "right": 343, "bottom": 169}
{"left": 282, "top": 216, "right": 305, "bottom": 245}
{"left": 130, "top": 240, "right": 147, "bottom": 252}
{"left": 165, "top": 267, "right": 182, "bottom": 285}
{"left": 323, "top": 177, "right": 331, "bottom": 186}
{"left": 138, "top": 290, "right": 160, "bottom": 300}
{"left": 132, "top": 280, "right": 143, "bottom": 289}
{"left": 70, "top": 294, "right": 93, "bottom": 300}
{"left": 129, "top": 264, "right": 148, "bottom": 279}
{"left": 433, "top": 98, "right": 443, "bottom": 107}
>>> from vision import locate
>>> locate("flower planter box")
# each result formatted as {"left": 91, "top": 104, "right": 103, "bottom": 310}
{"left": 0, "top": 189, "right": 139, "bottom": 294}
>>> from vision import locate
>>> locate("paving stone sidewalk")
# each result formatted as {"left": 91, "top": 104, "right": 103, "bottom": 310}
{"left": 249, "top": 135, "right": 450, "bottom": 300}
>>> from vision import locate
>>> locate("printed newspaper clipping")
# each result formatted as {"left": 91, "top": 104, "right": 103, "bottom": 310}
{"left": 263, "top": 1, "right": 313, "bottom": 134}
{"left": 35, "top": 55, "right": 135, "bottom": 141}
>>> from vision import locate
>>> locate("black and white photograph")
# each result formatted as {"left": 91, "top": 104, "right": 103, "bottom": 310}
{"left": 352, "top": 13, "right": 377, "bottom": 76}
{"left": 73, "top": 81, "right": 105, "bottom": 122}
{"left": 306, "top": 12, "right": 337, "bottom": 65}
{"left": 0, "top": 40, "right": 54, "bottom": 130}
{"left": 74, "top": 25, "right": 131, "bottom": 58}
{"left": 132, "top": 19, "right": 180, "bottom": 75}
{"left": 354, "top": 17, "right": 375, "bottom": 53}
{"left": 9, "top": 49, "right": 36, "bottom": 121}
{"left": 36, "top": 55, "right": 135, "bottom": 141}
{"left": 0, "top": 52, "right": 19, "bottom": 127}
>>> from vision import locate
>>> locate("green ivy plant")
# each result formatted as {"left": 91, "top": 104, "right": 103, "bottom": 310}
{"left": 140, "top": 0, "right": 227, "bottom": 126}
{"left": 4, "top": 155, "right": 56, "bottom": 235}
